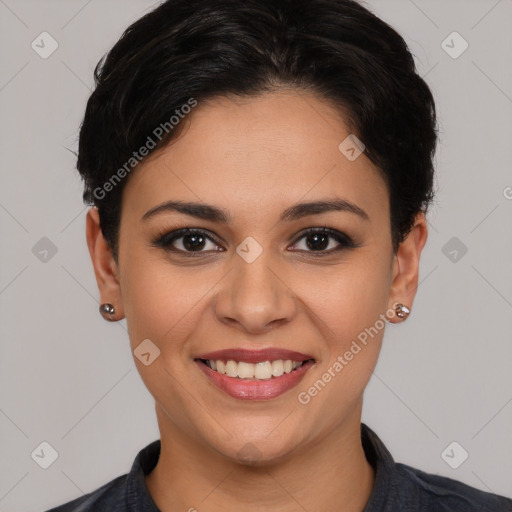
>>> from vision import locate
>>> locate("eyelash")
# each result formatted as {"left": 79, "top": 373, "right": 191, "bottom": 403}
{"left": 151, "top": 226, "right": 358, "bottom": 257}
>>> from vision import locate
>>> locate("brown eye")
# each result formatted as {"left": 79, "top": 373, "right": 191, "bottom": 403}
{"left": 153, "top": 228, "right": 224, "bottom": 255}
{"left": 290, "top": 227, "right": 356, "bottom": 254}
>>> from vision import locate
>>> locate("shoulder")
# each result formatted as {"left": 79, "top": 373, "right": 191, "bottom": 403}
{"left": 42, "top": 474, "right": 127, "bottom": 511}
{"left": 361, "top": 423, "right": 512, "bottom": 512}
{"left": 41, "top": 438, "right": 161, "bottom": 511}
{"left": 395, "top": 462, "right": 512, "bottom": 512}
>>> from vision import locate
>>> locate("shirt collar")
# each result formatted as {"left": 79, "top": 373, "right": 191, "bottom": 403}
{"left": 123, "top": 422, "right": 398, "bottom": 511}
{"left": 124, "top": 438, "right": 161, "bottom": 511}
{"left": 360, "top": 422, "right": 399, "bottom": 511}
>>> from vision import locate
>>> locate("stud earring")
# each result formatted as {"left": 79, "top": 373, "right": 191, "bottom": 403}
{"left": 395, "top": 303, "right": 410, "bottom": 319}
{"left": 99, "top": 303, "right": 116, "bottom": 321}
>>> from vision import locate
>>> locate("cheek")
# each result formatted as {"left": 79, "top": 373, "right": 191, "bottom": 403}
{"left": 295, "top": 271, "right": 387, "bottom": 421}
{"left": 119, "top": 256, "right": 208, "bottom": 410}
{"left": 294, "top": 252, "right": 391, "bottom": 344}
{"left": 120, "top": 251, "right": 224, "bottom": 366}
{"left": 293, "top": 251, "right": 391, "bottom": 402}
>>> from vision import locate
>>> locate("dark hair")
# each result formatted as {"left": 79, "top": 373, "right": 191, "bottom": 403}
{"left": 77, "top": 0, "right": 438, "bottom": 261}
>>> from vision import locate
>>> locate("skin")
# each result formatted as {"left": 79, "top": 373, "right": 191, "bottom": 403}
{"left": 86, "top": 90, "right": 428, "bottom": 512}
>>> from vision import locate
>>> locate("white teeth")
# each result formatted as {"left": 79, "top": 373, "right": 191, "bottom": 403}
{"left": 254, "top": 361, "right": 273, "bottom": 379}
{"left": 238, "top": 361, "right": 255, "bottom": 379}
{"left": 271, "top": 359, "right": 284, "bottom": 376}
{"left": 205, "top": 359, "right": 307, "bottom": 379}
{"left": 225, "top": 360, "right": 238, "bottom": 378}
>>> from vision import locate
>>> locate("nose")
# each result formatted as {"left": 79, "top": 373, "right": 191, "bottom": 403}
{"left": 214, "top": 250, "right": 297, "bottom": 335}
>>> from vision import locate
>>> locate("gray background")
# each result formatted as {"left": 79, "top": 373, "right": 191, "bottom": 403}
{"left": 0, "top": 0, "right": 511, "bottom": 510}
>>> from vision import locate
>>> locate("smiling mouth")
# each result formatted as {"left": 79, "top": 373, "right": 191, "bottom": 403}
{"left": 197, "top": 358, "right": 315, "bottom": 380}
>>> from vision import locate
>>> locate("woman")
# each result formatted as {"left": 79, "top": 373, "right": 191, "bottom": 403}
{"left": 45, "top": 0, "right": 512, "bottom": 510}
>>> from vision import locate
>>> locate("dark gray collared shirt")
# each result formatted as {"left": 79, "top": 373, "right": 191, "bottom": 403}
{"left": 44, "top": 423, "right": 512, "bottom": 511}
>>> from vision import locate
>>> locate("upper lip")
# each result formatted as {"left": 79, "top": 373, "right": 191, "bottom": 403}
{"left": 194, "top": 348, "right": 315, "bottom": 364}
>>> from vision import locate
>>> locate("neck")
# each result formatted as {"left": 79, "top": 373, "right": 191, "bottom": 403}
{"left": 146, "top": 402, "right": 375, "bottom": 512}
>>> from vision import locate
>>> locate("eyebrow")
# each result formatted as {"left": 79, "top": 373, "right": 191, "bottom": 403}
{"left": 141, "top": 198, "right": 370, "bottom": 223}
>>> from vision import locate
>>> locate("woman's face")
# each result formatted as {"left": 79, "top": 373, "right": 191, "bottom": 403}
{"left": 91, "top": 90, "right": 426, "bottom": 463}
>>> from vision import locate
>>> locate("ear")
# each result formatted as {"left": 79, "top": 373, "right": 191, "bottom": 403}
{"left": 85, "top": 207, "right": 124, "bottom": 320}
{"left": 387, "top": 211, "right": 428, "bottom": 323}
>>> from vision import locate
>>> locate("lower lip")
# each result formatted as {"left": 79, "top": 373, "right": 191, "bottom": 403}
{"left": 195, "top": 359, "right": 315, "bottom": 400}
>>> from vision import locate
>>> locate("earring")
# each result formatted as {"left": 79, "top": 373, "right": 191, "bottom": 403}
{"left": 395, "top": 303, "right": 410, "bottom": 319}
{"left": 99, "top": 303, "right": 116, "bottom": 321}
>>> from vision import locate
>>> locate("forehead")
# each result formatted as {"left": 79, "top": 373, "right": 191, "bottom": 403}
{"left": 122, "top": 90, "right": 389, "bottom": 224}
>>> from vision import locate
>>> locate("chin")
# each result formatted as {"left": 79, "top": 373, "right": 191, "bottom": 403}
{"left": 210, "top": 434, "right": 303, "bottom": 467}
